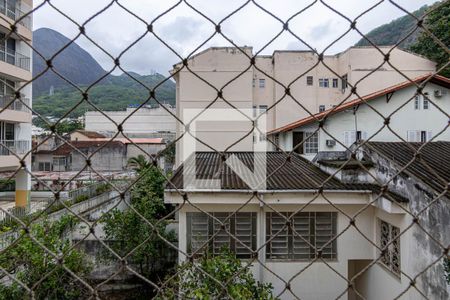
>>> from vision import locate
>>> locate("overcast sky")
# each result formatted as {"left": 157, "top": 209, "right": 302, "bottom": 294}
{"left": 33, "top": 0, "right": 437, "bottom": 76}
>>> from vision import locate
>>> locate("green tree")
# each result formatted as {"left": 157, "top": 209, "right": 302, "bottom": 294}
{"left": 158, "top": 249, "right": 277, "bottom": 299}
{"left": 127, "top": 154, "right": 151, "bottom": 172}
{"left": 410, "top": 1, "right": 450, "bottom": 77}
{"left": 445, "top": 257, "right": 450, "bottom": 284}
{"left": 102, "top": 165, "right": 176, "bottom": 290}
{"left": 0, "top": 216, "right": 91, "bottom": 300}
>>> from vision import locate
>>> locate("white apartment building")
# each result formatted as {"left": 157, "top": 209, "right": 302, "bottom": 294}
{"left": 171, "top": 46, "right": 436, "bottom": 166}
{"left": 270, "top": 75, "right": 450, "bottom": 159}
{"left": 84, "top": 105, "right": 176, "bottom": 140}
{"left": 0, "top": 0, "right": 33, "bottom": 207}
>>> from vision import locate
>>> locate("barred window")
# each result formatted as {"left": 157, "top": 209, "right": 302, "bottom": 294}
{"left": 266, "top": 212, "right": 337, "bottom": 260}
{"left": 187, "top": 212, "right": 257, "bottom": 258}
{"left": 379, "top": 220, "right": 401, "bottom": 275}
{"left": 306, "top": 76, "right": 313, "bottom": 86}
{"left": 303, "top": 132, "right": 319, "bottom": 154}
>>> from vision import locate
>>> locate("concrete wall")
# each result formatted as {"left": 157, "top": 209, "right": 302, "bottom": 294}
{"left": 278, "top": 83, "right": 450, "bottom": 156}
{"left": 85, "top": 106, "right": 176, "bottom": 136}
{"left": 353, "top": 146, "right": 450, "bottom": 300}
{"left": 70, "top": 145, "right": 125, "bottom": 171}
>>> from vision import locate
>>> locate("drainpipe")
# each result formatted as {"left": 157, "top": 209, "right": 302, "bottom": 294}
{"left": 258, "top": 193, "right": 265, "bottom": 283}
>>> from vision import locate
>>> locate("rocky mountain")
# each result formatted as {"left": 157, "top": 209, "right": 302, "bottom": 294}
{"left": 32, "top": 28, "right": 107, "bottom": 97}
{"left": 355, "top": 5, "right": 428, "bottom": 49}
{"left": 32, "top": 28, "right": 176, "bottom": 118}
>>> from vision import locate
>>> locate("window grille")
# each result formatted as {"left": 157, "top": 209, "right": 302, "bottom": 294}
{"left": 266, "top": 212, "right": 337, "bottom": 260}
{"left": 187, "top": 212, "right": 257, "bottom": 258}
{"left": 379, "top": 220, "right": 401, "bottom": 275}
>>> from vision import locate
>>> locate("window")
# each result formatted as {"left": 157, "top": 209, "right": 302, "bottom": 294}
{"left": 332, "top": 78, "right": 338, "bottom": 88}
{"left": 38, "top": 162, "right": 52, "bottom": 171}
{"left": 344, "top": 131, "right": 366, "bottom": 146}
{"left": 319, "top": 105, "right": 326, "bottom": 112}
{"left": 252, "top": 78, "right": 256, "bottom": 87}
{"left": 414, "top": 95, "right": 420, "bottom": 110}
{"left": 259, "top": 105, "right": 268, "bottom": 114}
{"left": 423, "top": 93, "right": 429, "bottom": 110}
{"left": 187, "top": 212, "right": 257, "bottom": 258}
{"left": 252, "top": 105, "right": 257, "bottom": 118}
{"left": 259, "top": 78, "right": 265, "bottom": 88}
{"left": 319, "top": 78, "right": 329, "bottom": 88}
{"left": 407, "top": 130, "right": 432, "bottom": 142}
{"left": 379, "top": 220, "right": 400, "bottom": 275}
{"left": 306, "top": 76, "right": 313, "bottom": 86}
{"left": 266, "top": 212, "right": 337, "bottom": 260}
{"left": 341, "top": 74, "right": 348, "bottom": 91}
{"left": 303, "top": 132, "right": 319, "bottom": 154}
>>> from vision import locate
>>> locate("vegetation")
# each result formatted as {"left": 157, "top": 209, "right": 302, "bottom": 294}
{"left": 33, "top": 74, "right": 175, "bottom": 119}
{"left": 33, "top": 118, "right": 83, "bottom": 135}
{"left": 158, "top": 249, "right": 277, "bottom": 299}
{"left": 355, "top": 5, "right": 428, "bottom": 48}
{"left": 410, "top": 1, "right": 450, "bottom": 77}
{"left": 127, "top": 154, "right": 151, "bottom": 171}
{"left": 0, "top": 216, "right": 92, "bottom": 299}
{"left": 102, "top": 164, "right": 176, "bottom": 290}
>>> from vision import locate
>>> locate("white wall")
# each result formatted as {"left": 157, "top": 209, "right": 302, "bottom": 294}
{"left": 85, "top": 106, "right": 176, "bottom": 135}
{"left": 278, "top": 83, "right": 450, "bottom": 154}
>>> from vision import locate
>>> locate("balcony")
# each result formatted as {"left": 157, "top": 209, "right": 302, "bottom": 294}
{"left": 0, "top": 0, "right": 32, "bottom": 30}
{"left": 0, "top": 45, "right": 30, "bottom": 71}
{"left": 0, "top": 95, "right": 30, "bottom": 113}
{"left": 0, "top": 140, "right": 29, "bottom": 155}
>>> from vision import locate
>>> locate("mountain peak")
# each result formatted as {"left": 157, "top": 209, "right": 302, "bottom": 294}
{"left": 32, "top": 28, "right": 107, "bottom": 97}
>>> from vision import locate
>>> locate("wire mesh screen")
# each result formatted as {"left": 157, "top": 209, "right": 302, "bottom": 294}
{"left": 0, "top": 0, "right": 449, "bottom": 299}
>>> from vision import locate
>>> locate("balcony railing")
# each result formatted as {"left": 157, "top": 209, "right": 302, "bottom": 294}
{"left": 0, "top": 140, "right": 29, "bottom": 155}
{"left": 0, "top": 45, "right": 30, "bottom": 71}
{"left": 0, "top": 94, "right": 30, "bottom": 112}
{"left": 0, "top": 1, "right": 32, "bottom": 30}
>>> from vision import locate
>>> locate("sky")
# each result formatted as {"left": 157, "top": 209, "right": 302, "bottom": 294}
{"left": 33, "top": 0, "right": 438, "bottom": 76}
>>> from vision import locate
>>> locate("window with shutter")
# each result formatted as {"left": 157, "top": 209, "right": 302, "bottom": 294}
{"left": 187, "top": 212, "right": 256, "bottom": 258}
{"left": 266, "top": 212, "right": 337, "bottom": 260}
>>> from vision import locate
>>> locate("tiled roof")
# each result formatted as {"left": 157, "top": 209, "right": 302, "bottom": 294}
{"left": 269, "top": 74, "right": 450, "bottom": 134}
{"left": 74, "top": 130, "right": 106, "bottom": 138}
{"left": 167, "top": 152, "right": 407, "bottom": 203}
{"left": 52, "top": 140, "right": 124, "bottom": 156}
{"left": 365, "top": 142, "right": 450, "bottom": 196}
{"left": 93, "top": 138, "right": 164, "bottom": 144}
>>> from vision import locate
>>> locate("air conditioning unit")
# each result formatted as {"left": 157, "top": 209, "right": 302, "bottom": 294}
{"left": 434, "top": 89, "right": 447, "bottom": 98}
{"left": 326, "top": 139, "right": 336, "bottom": 147}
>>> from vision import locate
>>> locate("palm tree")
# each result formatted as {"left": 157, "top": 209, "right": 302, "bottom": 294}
{"left": 127, "top": 154, "right": 150, "bottom": 172}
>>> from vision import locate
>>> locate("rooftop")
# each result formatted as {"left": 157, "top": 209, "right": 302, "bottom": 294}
{"left": 365, "top": 141, "right": 450, "bottom": 196}
{"left": 73, "top": 130, "right": 106, "bottom": 139}
{"left": 269, "top": 74, "right": 450, "bottom": 134}
{"left": 167, "top": 152, "right": 407, "bottom": 202}
{"left": 53, "top": 140, "right": 124, "bottom": 156}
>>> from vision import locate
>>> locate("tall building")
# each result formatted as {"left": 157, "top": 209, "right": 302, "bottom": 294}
{"left": 0, "top": 0, "right": 33, "bottom": 207}
{"left": 171, "top": 46, "right": 436, "bottom": 165}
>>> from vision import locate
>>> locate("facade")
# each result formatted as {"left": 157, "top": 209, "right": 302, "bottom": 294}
{"left": 171, "top": 46, "right": 436, "bottom": 166}
{"left": 33, "top": 138, "right": 166, "bottom": 172}
{"left": 165, "top": 150, "right": 449, "bottom": 299}
{"left": 0, "top": 0, "right": 33, "bottom": 207}
{"left": 84, "top": 105, "right": 176, "bottom": 141}
{"left": 270, "top": 75, "right": 450, "bottom": 159}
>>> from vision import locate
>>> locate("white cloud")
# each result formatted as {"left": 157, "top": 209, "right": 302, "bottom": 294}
{"left": 33, "top": 0, "right": 438, "bottom": 76}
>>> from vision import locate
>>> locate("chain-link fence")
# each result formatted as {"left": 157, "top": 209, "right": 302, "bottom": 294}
{"left": 0, "top": 0, "right": 449, "bottom": 299}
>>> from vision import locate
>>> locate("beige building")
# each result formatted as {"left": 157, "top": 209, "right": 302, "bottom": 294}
{"left": 0, "top": 0, "right": 33, "bottom": 207}
{"left": 171, "top": 46, "right": 436, "bottom": 165}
